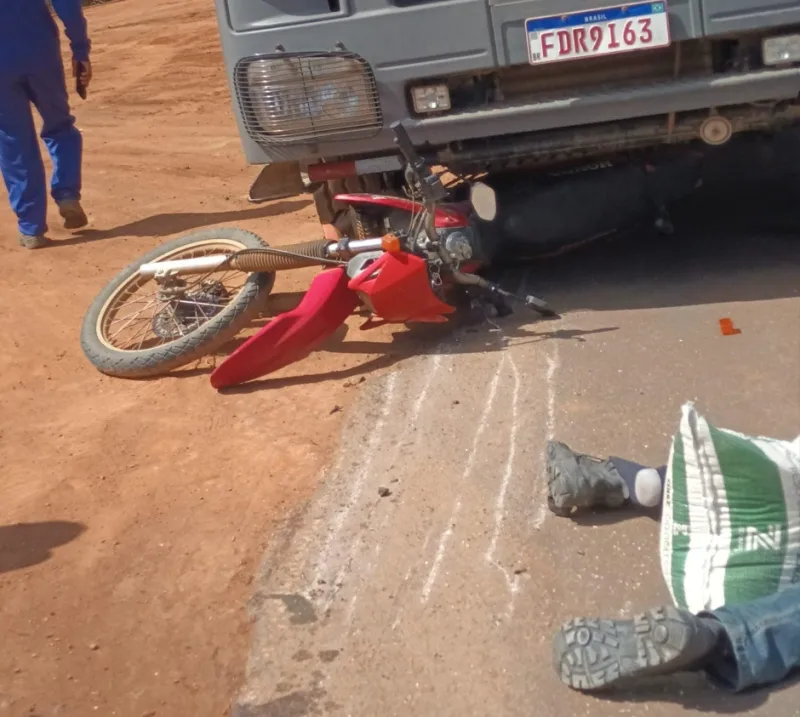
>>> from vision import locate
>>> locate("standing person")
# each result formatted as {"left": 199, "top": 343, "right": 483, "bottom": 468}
{"left": 0, "top": 0, "right": 92, "bottom": 249}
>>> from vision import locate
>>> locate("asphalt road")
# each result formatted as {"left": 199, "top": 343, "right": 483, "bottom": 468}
{"left": 235, "top": 216, "right": 800, "bottom": 717}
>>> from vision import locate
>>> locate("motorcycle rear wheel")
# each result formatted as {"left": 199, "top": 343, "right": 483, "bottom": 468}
{"left": 81, "top": 227, "right": 275, "bottom": 379}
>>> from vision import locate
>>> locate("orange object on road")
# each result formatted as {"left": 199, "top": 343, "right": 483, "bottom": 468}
{"left": 719, "top": 318, "right": 742, "bottom": 336}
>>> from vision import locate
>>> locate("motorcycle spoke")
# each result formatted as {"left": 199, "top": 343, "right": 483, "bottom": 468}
{"left": 131, "top": 314, "right": 160, "bottom": 351}
{"left": 167, "top": 305, "right": 187, "bottom": 338}
{"left": 175, "top": 299, "right": 228, "bottom": 310}
{"left": 116, "top": 289, "right": 160, "bottom": 305}
{"left": 99, "top": 241, "right": 255, "bottom": 353}
{"left": 184, "top": 271, "right": 244, "bottom": 295}
{"left": 107, "top": 300, "right": 159, "bottom": 326}
{"left": 107, "top": 299, "right": 160, "bottom": 339}
{"left": 182, "top": 302, "right": 210, "bottom": 326}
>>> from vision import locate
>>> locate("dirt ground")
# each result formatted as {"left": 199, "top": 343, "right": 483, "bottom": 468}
{"left": 0, "top": 1, "right": 410, "bottom": 715}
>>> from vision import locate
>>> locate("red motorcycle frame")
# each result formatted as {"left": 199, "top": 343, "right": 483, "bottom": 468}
{"left": 82, "top": 122, "right": 553, "bottom": 388}
{"left": 209, "top": 194, "right": 473, "bottom": 389}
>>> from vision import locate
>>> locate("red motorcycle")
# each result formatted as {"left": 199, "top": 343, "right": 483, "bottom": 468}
{"left": 80, "top": 123, "right": 554, "bottom": 389}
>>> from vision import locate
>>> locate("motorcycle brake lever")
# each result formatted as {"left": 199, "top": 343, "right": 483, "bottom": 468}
{"left": 451, "top": 271, "right": 559, "bottom": 318}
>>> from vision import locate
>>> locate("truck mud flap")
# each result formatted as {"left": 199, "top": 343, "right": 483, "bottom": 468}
{"left": 248, "top": 162, "right": 307, "bottom": 204}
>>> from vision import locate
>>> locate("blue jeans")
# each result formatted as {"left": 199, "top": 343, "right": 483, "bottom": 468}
{"left": 0, "top": 60, "right": 82, "bottom": 236}
{"left": 704, "top": 583, "right": 800, "bottom": 692}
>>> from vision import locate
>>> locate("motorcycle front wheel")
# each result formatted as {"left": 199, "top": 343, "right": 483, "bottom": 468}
{"left": 81, "top": 227, "right": 275, "bottom": 379}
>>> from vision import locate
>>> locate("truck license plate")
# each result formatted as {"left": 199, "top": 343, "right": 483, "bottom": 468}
{"left": 526, "top": 2, "right": 670, "bottom": 65}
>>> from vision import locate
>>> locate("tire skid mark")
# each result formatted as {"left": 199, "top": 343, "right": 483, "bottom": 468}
{"left": 308, "top": 371, "right": 398, "bottom": 597}
{"left": 533, "top": 346, "right": 559, "bottom": 531}
{"left": 484, "top": 355, "right": 522, "bottom": 619}
{"left": 420, "top": 355, "right": 506, "bottom": 605}
{"left": 338, "top": 347, "right": 449, "bottom": 628}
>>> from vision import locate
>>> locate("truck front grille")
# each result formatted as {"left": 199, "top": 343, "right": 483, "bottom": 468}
{"left": 443, "top": 40, "right": 712, "bottom": 113}
{"left": 235, "top": 52, "right": 382, "bottom": 145}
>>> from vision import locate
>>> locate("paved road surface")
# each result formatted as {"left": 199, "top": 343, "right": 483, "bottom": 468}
{"left": 236, "top": 221, "right": 800, "bottom": 717}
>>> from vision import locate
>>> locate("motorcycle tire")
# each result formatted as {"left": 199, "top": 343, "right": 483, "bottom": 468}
{"left": 81, "top": 227, "right": 275, "bottom": 379}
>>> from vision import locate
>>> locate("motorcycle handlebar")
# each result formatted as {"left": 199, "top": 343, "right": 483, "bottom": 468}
{"left": 391, "top": 121, "right": 421, "bottom": 166}
{"left": 391, "top": 121, "right": 447, "bottom": 204}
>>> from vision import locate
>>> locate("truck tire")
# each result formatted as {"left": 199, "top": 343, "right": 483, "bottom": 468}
{"left": 313, "top": 173, "right": 400, "bottom": 238}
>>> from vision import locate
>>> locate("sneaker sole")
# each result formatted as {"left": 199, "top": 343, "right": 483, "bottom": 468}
{"left": 554, "top": 606, "right": 694, "bottom": 691}
{"left": 19, "top": 237, "right": 52, "bottom": 249}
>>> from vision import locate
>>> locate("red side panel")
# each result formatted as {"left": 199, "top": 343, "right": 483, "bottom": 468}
{"left": 210, "top": 268, "right": 358, "bottom": 389}
{"left": 348, "top": 252, "right": 455, "bottom": 325}
{"left": 334, "top": 193, "right": 470, "bottom": 228}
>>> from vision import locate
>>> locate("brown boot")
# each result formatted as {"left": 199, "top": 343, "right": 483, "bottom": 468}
{"left": 57, "top": 199, "right": 88, "bottom": 230}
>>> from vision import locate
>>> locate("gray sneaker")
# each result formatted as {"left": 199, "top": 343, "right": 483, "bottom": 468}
{"left": 19, "top": 233, "right": 51, "bottom": 249}
{"left": 57, "top": 199, "right": 88, "bottom": 230}
{"left": 554, "top": 605, "right": 725, "bottom": 691}
{"left": 546, "top": 440, "right": 628, "bottom": 516}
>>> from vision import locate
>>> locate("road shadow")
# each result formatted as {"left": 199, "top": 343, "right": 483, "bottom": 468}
{"left": 491, "top": 191, "right": 800, "bottom": 314}
{"left": 0, "top": 521, "right": 86, "bottom": 574}
{"left": 218, "top": 354, "right": 400, "bottom": 394}
{"left": 567, "top": 504, "right": 661, "bottom": 527}
{"left": 322, "top": 321, "right": 618, "bottom": 357}
{"left": 50, "top": 199, "right": 312, "bottom": 247}
{"left": 594, "top": 670, "right": 800, "bottom": 713}
{"left": 217, "top": 308, "right": 617, "bottom": 392}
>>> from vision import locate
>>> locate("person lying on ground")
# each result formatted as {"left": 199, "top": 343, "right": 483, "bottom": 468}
{"left": 553, "top": 581, "right": 800, "bottom": 694}
{"left": 546, "top": 440, "right": 665, "bottom": 516}
{"left": 549, "top": 426, "right": 800, "bottom": 695}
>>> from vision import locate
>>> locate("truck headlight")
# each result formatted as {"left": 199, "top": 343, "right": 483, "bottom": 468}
{"left": 235, "top": 53, "right": 382, "bottom": 144}
{"left": 411, "top": 84, "right": 451, "bottom": 113}
{"left": 763, "top": 34, "right": 800, "bottom": 66}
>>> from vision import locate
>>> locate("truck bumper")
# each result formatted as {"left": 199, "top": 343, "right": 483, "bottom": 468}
{"left": 299, "top": 66, "right": 800, "bottom": 164}
{"left": 403, "top": 67, "right": 800, "bottom": 146}
{"left": 243, "top": 65, "right": 800, "bottom": 180}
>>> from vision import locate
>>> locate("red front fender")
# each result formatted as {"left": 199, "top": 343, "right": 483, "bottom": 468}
{"left": 210, "top": 268, "right": 358, "bottom": 390}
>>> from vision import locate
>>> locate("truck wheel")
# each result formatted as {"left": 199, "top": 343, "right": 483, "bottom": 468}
{"left": 313, "top": 173, "right": 401, "bottom": 238}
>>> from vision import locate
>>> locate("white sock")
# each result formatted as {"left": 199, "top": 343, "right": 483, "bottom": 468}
{"left": 634, "top": 468, "right": 663, "bottom": 508}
